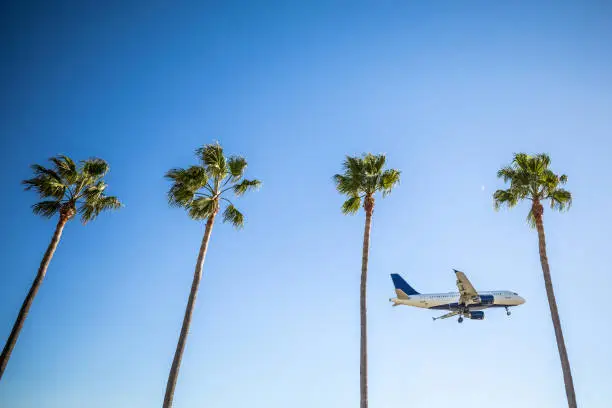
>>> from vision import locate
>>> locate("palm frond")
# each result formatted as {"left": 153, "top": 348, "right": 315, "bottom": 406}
{"left": 78, "top": 205, "right": 95, "bottom": 224}
{"left": 165, "top": 166, "right": 208, "bottom": 188}
{"left": 493, "top": 189, "right": 519, "bottom": 210}
{"left": 512, "top": 153, "right": 531, "bottom": 173}
{"left": 227, "top": 156, "right": 247, "bottom": 180}
{"left": 233, "top": 179, "right": 262, "bottom": 196}
{"left": 32, "top": 200, "right": 62, "bottom": 218}
{"left": 81, "top": 181, "right": 107, "bottom": 202}
{"left": 536, "top": 170, "right": 556, "bottom": 198}
{"left": 79, "top": 196, "right": 122, "bottom": 224}
{"left": 363, "top": 153, "right": 386, "bottom": 175}
{"left": 548, "top": 188, "right": 572, "bottom": 211}
{"left": 196, "top": 143, "right": 227, "bottom": 178}
{"left": 22, "top": 175, "right": 67, "bottom": 199}
{"left": 165, "top": 166, "right": 208, "bottom": 207}
{"left": 167, "top": 184, "right": 197, "bottom": 207}
{"left": 341, "top": 195, "right": 361, "bottom": 215}
{"left": 222, "top": 204, "right": 244, "bottom": 229}
{"left": 50, "top": 155, "right": 78, "bottom": 184}
{"left": 342, "top": 155, "right": 362, "bottom": 172}
{"left": 188, "top": 197, "right": 217, "bottom": 220}
{"left": 379, "top": 168, "right": 400, "bottom": 197}
{"left": 496, "top": 166, "right": 516, "bottom": 183}
{"left": 534, "top": 153, "right": 551, "bottom": 171}
{"left": 81, "top": 158, "right": 109, "bottom": 179}
{"left": 98, "top": 196, "right": 122, "bottom": 210}
{"left": 30, "top": 164, "right": 62, "bottom": 182}
{"left": 526, "top": 207, "right": 537, "bottom": 228}
{"left": 334, "top": 174, "right": 361, "bottom": 195}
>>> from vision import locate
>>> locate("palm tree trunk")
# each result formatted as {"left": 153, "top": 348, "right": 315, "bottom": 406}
{"left": 533, "top": 203, "right": 577, "bottom": 408}
{"left": 163, "top": 213, "right": 217, "bottom": 408}
{"left": 0, "top": 215, "right": 69, "bottom": 381}
{"left": 360, "top": 196, "right": 374, "bottom": 408}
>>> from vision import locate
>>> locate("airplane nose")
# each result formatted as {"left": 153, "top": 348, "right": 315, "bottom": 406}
{"left": 518, "top": 296, "right": 526, "bottom": 305}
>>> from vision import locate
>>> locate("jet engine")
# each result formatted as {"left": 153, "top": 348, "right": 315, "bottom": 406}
{"left": 468, "top": 311, "right": 485, "bottom": 320}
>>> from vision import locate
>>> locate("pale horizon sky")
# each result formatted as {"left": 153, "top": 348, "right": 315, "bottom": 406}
{"left": 1, "top": 1, "right": 611, "bottom": 407}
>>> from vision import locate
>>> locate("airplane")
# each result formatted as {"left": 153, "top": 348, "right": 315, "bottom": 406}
{"left": 389, "top": 269, "right": 525, "bottom": 323}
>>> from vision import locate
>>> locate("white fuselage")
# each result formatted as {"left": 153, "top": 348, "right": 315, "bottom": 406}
{"left": 391, "top": 290, "right": 525, "bottom": 310}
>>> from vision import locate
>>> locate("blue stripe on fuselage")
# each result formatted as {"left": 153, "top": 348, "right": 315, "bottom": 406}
{"left": 429, "top": 303, "right": 516, "bottom": 310}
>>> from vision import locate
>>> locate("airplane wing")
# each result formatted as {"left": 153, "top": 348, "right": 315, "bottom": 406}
{"left": 432, "top": 311, "right": 460, "bottom": 321}
{"left": 454, "top": 269, "right": 480, "bottom": 305}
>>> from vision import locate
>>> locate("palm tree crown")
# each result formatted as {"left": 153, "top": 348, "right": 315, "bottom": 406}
{"left": 23, "top": 155, "right": 122, "bottom": 223}
{"left": 334, "top": 153, "right": 401, "bottom": 213}
{"left": 493, "top": 153, "right": 571, "bottom": 224}
{"left": 165, "top": 143, "right": 261, "bottom": 227}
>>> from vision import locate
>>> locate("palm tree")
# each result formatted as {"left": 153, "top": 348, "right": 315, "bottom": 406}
{"left": 494, "top": 153, "right": 576, "bottom": 408}
{"left": 334, "top": 153, "right": 400, "bottom": 408}
{"left": 0, "top": 155, "right": 122, "bottom": 381}
{"left": 163, "top": 142, "right": 261, "bottom": 407}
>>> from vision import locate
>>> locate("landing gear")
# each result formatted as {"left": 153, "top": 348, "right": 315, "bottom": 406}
{"left": 458, "top": 316, "right": 464, "bottom": 323}
{"left": 505, "top": 306, "right": 511, "bottom": 316}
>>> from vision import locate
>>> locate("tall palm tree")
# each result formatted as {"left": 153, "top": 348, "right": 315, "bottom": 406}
{"left": 0, "top": 155, "right": 122, "bottom": 381}
{"left": 163, "top": 142, "right": 261, "bottom": 407}
{"left": 334, "top": 153, "right": 400, "bottom": 408}
{"left": 494, "top": 153, "right": 576, "bottom": 408}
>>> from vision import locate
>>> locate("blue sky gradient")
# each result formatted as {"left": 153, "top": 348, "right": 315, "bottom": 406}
{"left": 1, "top": 1, "right": 611, "bottom": 407}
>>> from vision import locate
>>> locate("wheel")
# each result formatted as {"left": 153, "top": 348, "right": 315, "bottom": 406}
{"left": 458, "top": 317, "right": 464, "bottom": 323}
{"left": 507, "top": 311, "right": 511, "bottom": 316}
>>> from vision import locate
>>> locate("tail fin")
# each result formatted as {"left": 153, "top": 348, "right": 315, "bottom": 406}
{"left": 390, "top": 274, "right": 420, "bottom": 298}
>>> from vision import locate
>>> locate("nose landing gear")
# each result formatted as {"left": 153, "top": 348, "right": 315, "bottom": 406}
{"left": 458, "top": 316, "right": 464, "bottom": 323}
{"left": 505, "top": 306, "right": 511, "bottom": 316}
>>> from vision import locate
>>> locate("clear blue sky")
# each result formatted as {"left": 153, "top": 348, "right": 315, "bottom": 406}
{"left": 1, "top": 1, "right": 611, "bottom": 407}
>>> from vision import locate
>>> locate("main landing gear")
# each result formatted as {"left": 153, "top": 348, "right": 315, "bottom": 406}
{"left": 457, "top": 306, "right": 468, "bottom": 323}
{"left": 505, "top": 306, "right": 511, "bottom": 316}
